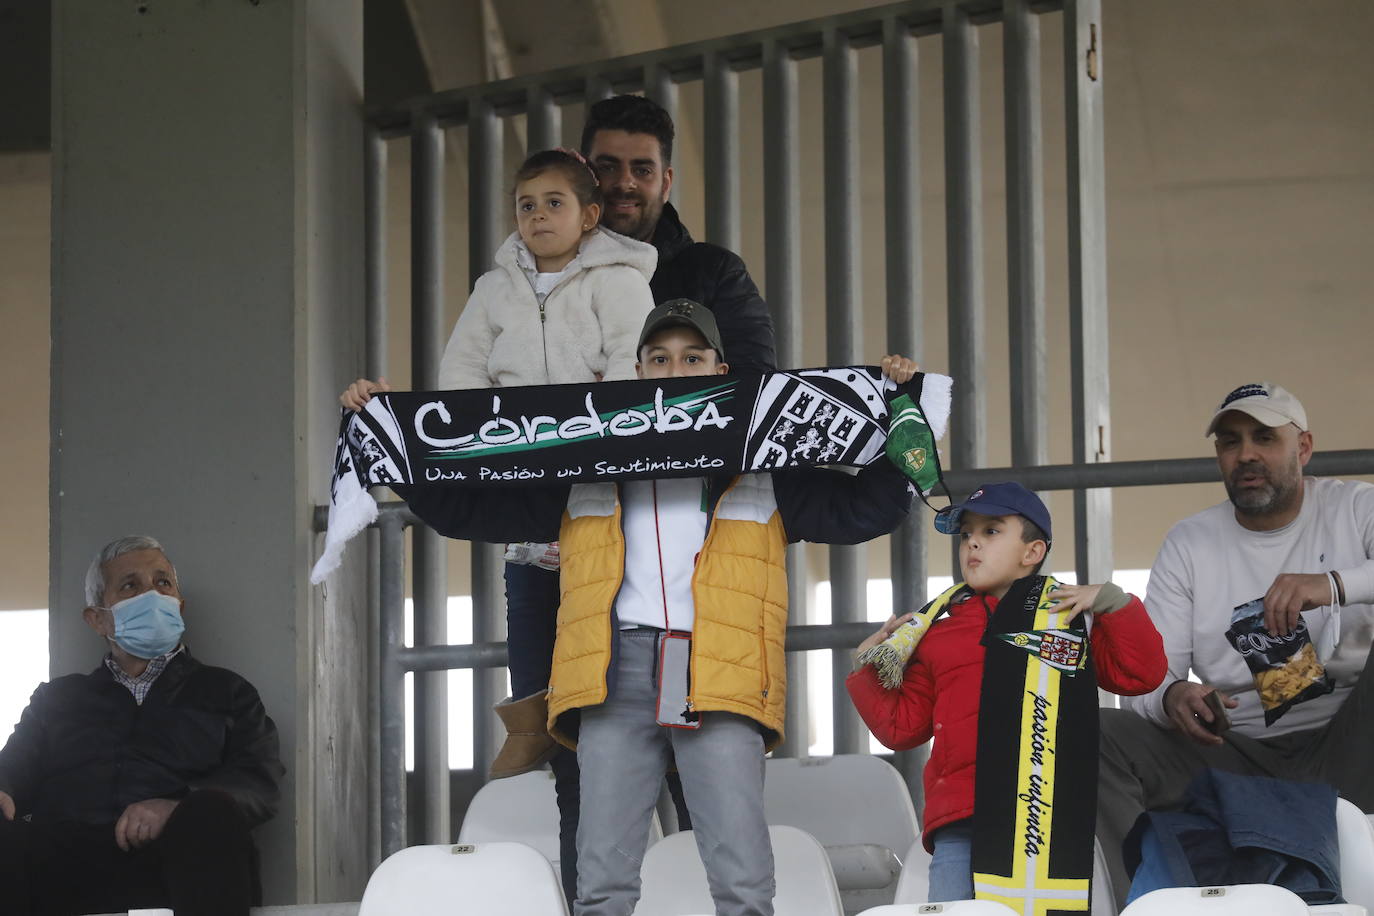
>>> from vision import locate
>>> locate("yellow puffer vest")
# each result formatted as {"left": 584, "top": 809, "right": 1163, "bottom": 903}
{"left": 546, "top": 475, "right": 790, "bottom": 751}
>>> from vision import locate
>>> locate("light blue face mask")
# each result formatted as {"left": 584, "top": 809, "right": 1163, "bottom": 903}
{"left": 103, "top": 589, "right": 185, "bottom": 659}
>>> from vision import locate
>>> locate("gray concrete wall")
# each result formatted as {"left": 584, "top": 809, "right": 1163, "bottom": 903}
{"left": 302, "top": 0, "right": 372, "bottom": 902}
{"left": 50, "top": 0, "right": 366, "bottom": 903}
{"left": 0, "top": 152, "right": 49, "bottom": 612}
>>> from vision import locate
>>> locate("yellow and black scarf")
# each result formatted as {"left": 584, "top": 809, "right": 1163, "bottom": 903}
{"left": 972, "top": 574, "right": 1095, "bottom": 915}
{"left": 859, "top": 575, "right": 1096, "bottom": 914}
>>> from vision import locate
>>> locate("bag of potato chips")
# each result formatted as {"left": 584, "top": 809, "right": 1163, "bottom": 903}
{"left": 1225, "top": 597, "right": 1333, "bottom": 726}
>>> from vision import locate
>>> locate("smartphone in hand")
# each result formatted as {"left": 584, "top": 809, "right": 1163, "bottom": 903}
{"left": 1203, "top": 690, "right": 1231, "bottom": 735}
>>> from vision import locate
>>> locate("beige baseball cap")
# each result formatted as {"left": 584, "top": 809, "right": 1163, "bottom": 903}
{"left": 1204, "top": 382, "right": 1308, "bottom": 437}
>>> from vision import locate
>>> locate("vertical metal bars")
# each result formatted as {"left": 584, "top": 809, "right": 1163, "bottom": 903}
{"left": 704, "top": 51, "right": 741, "bottom": 252}
{"left": 763, "top": 37, "right": 808, "bottom": 759}
{"left": 1065, "top": 0, "right": 1114, "bottom": 585}
{"left": 943, "top": 5, "right": 986, "bottom": 492}
{"left": 468, "top": 99, "right": 505, "bottom": 280}
{"left": 377, "top": 514, "right": 407, "bottom": 858}
{"left": 409, "top": 114, "right": 450, "bottom": 846}
{"left": 1004, "top": 0, "right": 1048, "bottom": 469}
{"left": 410, "top": 114, "right": 445, "bottom": 395}
{"left": 763, "top": 41, "right": 802, "bottom": 372}
{"left": 646, "top": 62, "right": 678, "bottom": 121}
{"left": 883, "top": 16, "right": 924, "bottom": 613}
{"left": 365, "top": 127, "right": 387, "bottom": 381}
{"left": 823, "top": 26, "right": 866, "bottom": 756}
{"left": 526, "top": 85, "right": 562, "bottom": 155}
{"left": 364, "top": 126, "right": 388, "bottom": 863}
{"left": 645, "top": 63, "right": 681, "bottom": 208}
{"left": 467, "top": 97, "right": 508, "bottom": 784}
{"left": 882, "top": 13, "right": 929, "bottom": 799}
{"left": 586, "top": 74, "right": 612, "bottom": 107}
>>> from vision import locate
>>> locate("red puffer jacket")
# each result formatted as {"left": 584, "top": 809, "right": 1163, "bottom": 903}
{"left": 846, "top": 590, "right": 1165, "bottom": 850}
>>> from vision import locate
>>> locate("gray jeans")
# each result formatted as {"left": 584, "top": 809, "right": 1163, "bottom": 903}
{"left": 574, "top": 628, "right": 775, "bottom": 916}
{"left": 1097, "top": 648, "right": 1374, "bottom": 909}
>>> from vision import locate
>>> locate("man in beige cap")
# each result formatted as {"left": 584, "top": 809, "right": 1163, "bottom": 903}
{"left": 1096, "top": 382, "right": 1374, "bottom": 904}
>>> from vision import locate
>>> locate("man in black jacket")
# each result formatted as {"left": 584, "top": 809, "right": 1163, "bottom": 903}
{"left": 0, "top": 535, "right": 283, "bottom": 916}
{"left": 582, "top": 94, "right": 777, "bottom": 376}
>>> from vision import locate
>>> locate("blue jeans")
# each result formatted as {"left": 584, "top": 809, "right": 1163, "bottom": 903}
{"left": 1123, "top": 770, "right": 1341, "bottom": 905}
{"left": 927, "top": 820, "right": 975, "bottom": 902}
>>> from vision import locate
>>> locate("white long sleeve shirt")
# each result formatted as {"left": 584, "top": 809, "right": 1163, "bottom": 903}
{"left": 614, "top": 477, "right": 710, "bottom": 632}
{"left": 1125, "top": 476, "right": 1374, "bottom": 737}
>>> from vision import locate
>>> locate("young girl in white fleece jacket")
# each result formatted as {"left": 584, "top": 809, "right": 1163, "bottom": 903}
{"left": 341, "top": 147, "right": 656, "bottom": 905}
{"left": 438, "top": 147, "right": 656, "bottom": 389}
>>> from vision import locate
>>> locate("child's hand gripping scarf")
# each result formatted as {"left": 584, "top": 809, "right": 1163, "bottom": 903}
{"left": 856, "top": 581, "right": 970, "bottom": 688}
{"left": 857, "top": 575, "right": 1099, "bottom": 914}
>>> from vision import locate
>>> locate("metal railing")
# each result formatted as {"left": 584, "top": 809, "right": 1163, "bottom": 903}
{"left": 315, "top": 0, "right": 1370, "bottom": 863}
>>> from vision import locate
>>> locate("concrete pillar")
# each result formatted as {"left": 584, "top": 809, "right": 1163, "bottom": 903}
{"left": 50, "top": 0, "right": 367, "bottom": 903}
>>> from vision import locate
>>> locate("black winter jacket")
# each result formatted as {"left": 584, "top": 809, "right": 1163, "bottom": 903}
{"left": 0, "top": 651, "right": 283, "bottom": 827}
{"left": 648, "top": 203, "right": 776, "bottom": 376}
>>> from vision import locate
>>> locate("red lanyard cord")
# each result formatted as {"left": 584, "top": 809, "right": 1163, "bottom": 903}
{"left": 651, "top": 480, "right": 671, "bottom": 631}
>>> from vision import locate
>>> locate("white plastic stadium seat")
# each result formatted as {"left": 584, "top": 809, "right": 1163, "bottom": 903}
{"left": 1092, "top": 834, "right": 1120, "bottom": 916}
{"left": 893, "top": 836, "right": 933, "bottom": 904}
{"left": 1309, "top": 905, "right": 1370, "bottom": 915}
{"left": 358, "top": 842, "right": 569, "bottom": 916}
{"left": 1337, "top": 797, "right": 1374, "bottom": 913}
{"left": 763, "top": 755, "right": 919, "bottom": 909}
{"left": 459, "top": 769, "right": 662, "bottom": 875}
{"left": 633, "top": 825, "right": 843, "bottom": 916}
{"left": 1119, "top": 884, "right": 1308, "bottom": 915}
{"left": 459, "top": 771, "right": 563, "bottom": 863}
{"left": 855, "top": 902, "right": 1017, "bottom": 914}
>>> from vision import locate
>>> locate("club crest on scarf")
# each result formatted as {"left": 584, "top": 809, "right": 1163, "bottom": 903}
{"left": 995, "top": 587, "right": 1089, "bottom": 676}
{"left": 746, "top": 370, "right": 891, "bottom": 469}
{"left": 996, "top": 629, "right": 1088, "bottom": 674}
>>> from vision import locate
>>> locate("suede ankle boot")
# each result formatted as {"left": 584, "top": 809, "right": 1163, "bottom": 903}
{"left": 489, "top": 691, "right": 559, "bottom": 779}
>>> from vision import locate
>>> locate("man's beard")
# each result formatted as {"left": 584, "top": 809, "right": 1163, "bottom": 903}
{"left": 1226, "top": 455, "right": 1303, "bottom": 518}
{"left": 601, "top": 191, "right": 664, "bottom": 242}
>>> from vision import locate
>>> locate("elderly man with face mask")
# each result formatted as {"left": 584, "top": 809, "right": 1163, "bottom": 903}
{"left": 0, "top": 535, "right": 283, "bottom": 916}
{"left": 1096, "top": 383, "right": 1374, "bottom": 906}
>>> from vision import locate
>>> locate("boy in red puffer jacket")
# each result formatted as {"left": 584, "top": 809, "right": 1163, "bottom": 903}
{"left": 846, "top": 482, "right": 1166, "bottom": 902}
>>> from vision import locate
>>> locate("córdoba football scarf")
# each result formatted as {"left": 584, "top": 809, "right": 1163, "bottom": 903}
{"left": 311, "top": 367, "right": 952, "bottom": 583}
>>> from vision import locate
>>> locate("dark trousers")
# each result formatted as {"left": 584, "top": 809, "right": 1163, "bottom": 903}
{"left": 1097, "top": 646, "right": 1374, "bottom": 909}
{"left": 504, "top": 562, "right": 691, "bottom": 905}
{"left": 0, "top": 789, "right": 259, "bottom": 916}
